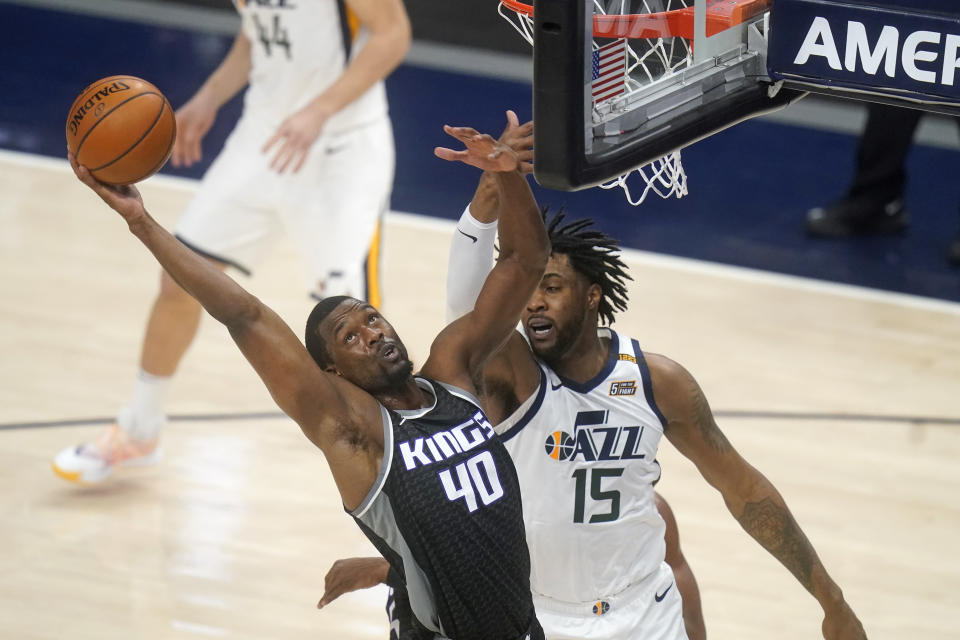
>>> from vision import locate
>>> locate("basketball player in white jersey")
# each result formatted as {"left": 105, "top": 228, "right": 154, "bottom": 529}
{"left": 318, "top": 116, "right": 867, "bottom": 640}
{"left": 53, "top": 0, "right": 411, "bottom": 483}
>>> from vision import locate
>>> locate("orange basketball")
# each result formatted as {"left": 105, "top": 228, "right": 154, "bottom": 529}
{"left": 65, "top": 75, "right": 176, "bottom": 185}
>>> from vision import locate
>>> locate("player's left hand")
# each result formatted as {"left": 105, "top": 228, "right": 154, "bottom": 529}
{"left": 435, "top": 125, "right": 520, "bottom": 173}
{"left": 69, "top": 152, "right": 146, "bottom": 225}
{"left": 317, "top": 557, "right": 390, "bottom": 609}
{"left": 821, "top": 600, "right": 867, "bottom": 640}
{"left": 262, "top": 101, "right": 331, "bottom": 175}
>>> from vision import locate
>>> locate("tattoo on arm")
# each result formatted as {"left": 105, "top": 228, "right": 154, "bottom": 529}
{"left": 738, "top": 497, "right": 815, "bottom": 593}
{"left": 687, "top": 375, "right": 732, "bottom": 454}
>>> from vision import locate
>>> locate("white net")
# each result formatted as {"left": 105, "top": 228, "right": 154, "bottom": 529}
{"left": 499, "top": 0, "right": 691, "bottom": 204}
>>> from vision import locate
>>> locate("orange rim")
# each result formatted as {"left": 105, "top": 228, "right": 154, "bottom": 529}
{"left": 500, "top": 0, "right": 769, "bottom": 40}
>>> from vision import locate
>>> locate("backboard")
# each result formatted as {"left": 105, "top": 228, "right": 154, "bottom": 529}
{"left": 530, "top": 0, "right": 806, "bottom": 192}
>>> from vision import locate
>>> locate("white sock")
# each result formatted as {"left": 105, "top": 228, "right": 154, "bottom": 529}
{"left": 119, "top": 370, "right": 171, "bottom": 440}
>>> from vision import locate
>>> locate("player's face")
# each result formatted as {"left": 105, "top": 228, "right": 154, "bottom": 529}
{"left": 522, "top": 253, "right": 598, "bottom": 363}
{"left": 320, "top": 300, "right": 413, "bottom": 392}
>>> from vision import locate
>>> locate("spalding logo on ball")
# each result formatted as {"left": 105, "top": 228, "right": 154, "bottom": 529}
{"left": 65, "top": 75, "right": 176, "bottom": 185}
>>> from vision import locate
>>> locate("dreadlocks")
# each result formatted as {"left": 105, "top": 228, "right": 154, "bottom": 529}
{"left": 545, "top": 208, "right": 631, "bottom": 326}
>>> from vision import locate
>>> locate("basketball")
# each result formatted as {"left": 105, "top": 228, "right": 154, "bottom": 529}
{"left": 65, "top": 75, "right": 176, "bottom": 185}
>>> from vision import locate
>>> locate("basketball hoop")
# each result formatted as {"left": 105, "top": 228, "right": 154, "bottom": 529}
{"left": 499, "top": 0, "right": 710, "bottom": 204}
{"left": 500, "top": 0, "right": 772, "bottom": 204}
{"left": 501, "top": 0, "right": 770, "bottom": 40}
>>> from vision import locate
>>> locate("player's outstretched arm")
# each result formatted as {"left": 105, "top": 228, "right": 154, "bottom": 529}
{"left": 263, "top": 0, "right": 411, "bottom": 173}
{"left": 172, "top": 31, "right": 252, "bottom": 168}
{"left": 69, "top": 156, "right": 378, "bottom": 474}
{"left": 426, "top": 126, "right": 549, "bottom": 391}
{"left": 649, "top": 354, "right": 867, "bottom": 640}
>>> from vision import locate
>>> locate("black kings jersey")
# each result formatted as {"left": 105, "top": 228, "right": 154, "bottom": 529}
{"left": 350, "top": 377, "right": 537, "bottom": 640}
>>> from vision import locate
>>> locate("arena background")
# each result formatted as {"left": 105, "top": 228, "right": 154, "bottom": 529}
{"left": 1, "top": 3, "right": 959, "bottom": 639}
{"left": 2, "top": 0, "right": 958, "bottom": 301}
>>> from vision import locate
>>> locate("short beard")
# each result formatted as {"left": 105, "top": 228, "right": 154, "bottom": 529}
{"left": 533, "top": 313, "right": 584, "bottom": 366}
{"left": 365, "top": 354, "right": 415, "bottom": 395}
{"left": 386, "top": 358, "right": 415, "bottom": 387}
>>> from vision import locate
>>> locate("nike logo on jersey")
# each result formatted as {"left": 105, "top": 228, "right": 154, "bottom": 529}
{"left": 655, "top": 583, "right": 673, "bottom": 602}
{"left": 326, "top": 144, "right": 349, "bottom": 155}
{"left": 456, "top": 228, "right": 478, "bottom": 243}
{"left": 399, "top": 410, "right": 495, "bottom": 470}
{"left": 550, "top": 381, "right": 563, "bottom": 391}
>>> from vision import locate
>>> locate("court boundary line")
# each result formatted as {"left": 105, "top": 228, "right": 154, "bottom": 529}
{"left": 3, "top": 409, "right": 957, "bottom": 431}
{"left": 6, "top": 147, "right": 959, "bottom": 317}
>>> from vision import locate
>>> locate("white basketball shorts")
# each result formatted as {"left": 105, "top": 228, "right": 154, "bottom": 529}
{"left": 174, "top": 114, "right": 394, "bottom": 305}
{"left": 533, "top": 562, "right": 687, "bottom": 640}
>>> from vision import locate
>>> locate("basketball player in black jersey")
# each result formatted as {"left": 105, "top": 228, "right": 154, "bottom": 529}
{"left": 318, "top": 118, "right": 868, "bottom": 639}
{"left": 67, "top": 121, "right": 548, "bottom": 640}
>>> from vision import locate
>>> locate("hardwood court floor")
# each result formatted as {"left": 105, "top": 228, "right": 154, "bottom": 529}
{"left": 1, "top": 151, "right": 958, "bottom": 639}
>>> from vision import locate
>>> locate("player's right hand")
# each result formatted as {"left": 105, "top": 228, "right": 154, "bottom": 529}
{"left": 317, "top": 557, "right": 390, "bottom": 610}
{"left": 171, "top": 94, "right": 217, "bottom": 168}
{"left": 498, "top": 110, "right": 533, "bottom": 175}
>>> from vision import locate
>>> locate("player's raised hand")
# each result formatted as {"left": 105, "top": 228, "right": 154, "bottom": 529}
{"left": 69, "top": 153, "right": 146, "bottom": 224}
{"left": 316, "top": 557, "right": 390, "bottom": 609}
{"left": 262, "top": 101, "right": 330, "bottom": 175}
{"left": 498, "top": 110, "right": 534, "bottom": 174}
{"left": 171, "top": 94, "right": 218, "bottom": 168}
{"left": 435, "top": 125, "right": 520, "bottom": 173}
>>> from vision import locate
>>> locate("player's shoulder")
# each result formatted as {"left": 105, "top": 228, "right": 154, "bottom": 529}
{"left": 643, "top": 351, "right": 686, "bottom": 379}
{"left": 641, "top": 352, "right": 698, "bottom": 420}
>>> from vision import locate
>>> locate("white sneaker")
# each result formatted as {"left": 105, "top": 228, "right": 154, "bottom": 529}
{"left": 52, "top": 414, "right": 162, "bottom": 484}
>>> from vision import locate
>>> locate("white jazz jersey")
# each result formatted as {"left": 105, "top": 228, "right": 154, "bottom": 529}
{"left": 234, "top": 0, "right": 387, "bottom": 132}
{"left": 495, "top": 328, "right": 668, "bottom": 604}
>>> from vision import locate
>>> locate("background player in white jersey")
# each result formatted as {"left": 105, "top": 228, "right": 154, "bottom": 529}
{"left": 53, "top": 0, "right": 411, "bottom": 483}
{"left": 318, "top": 115, "right": 868, "bottom": 639}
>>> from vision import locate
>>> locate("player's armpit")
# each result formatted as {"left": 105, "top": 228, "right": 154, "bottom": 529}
{"left": 475, "top": 332, "right": 540, "bottom": 424}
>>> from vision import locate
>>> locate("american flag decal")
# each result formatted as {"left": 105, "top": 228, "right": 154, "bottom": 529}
{"left": 591, "top": 39, "right": 628, "bottom": 105}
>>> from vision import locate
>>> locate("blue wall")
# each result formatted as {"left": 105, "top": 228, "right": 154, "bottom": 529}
{"left": 3, "top": 3, "right": 958, "bottom": 300}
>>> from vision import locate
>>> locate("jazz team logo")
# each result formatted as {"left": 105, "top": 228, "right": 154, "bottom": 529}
{"left": 592, "top": 601, "right": 610, "bottom": 616}
{"left": 543, "top": 410, "right": 647, "bottom": 462}
{"left": 544, "top": 431, "right": 576, "bottom": 461}
{"left": 609, "top": 379, "right": 637, "bottom": 396}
